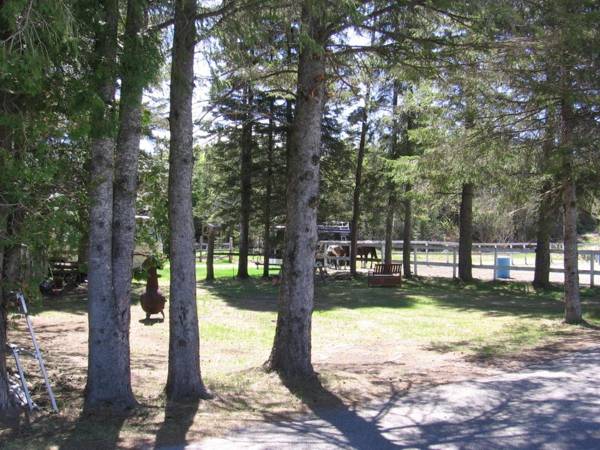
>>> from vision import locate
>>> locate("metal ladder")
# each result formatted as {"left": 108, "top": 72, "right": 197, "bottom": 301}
{"left": 6, "top": 291, "right": 58, "bottom": 413}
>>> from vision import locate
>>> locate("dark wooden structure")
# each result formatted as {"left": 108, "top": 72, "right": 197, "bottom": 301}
{"left": 140, "top": 262, "right": 166, "bottom": 319}
{"left": 50, "top": 259, "right": 85, "bottom": 287}
{"left": 367, "top": 263, "right": 402, "bottom": 287}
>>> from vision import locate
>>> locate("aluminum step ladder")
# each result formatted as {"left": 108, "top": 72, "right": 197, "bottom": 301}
{"left": 6, "top": 291, "right": 58, "bottom": 413}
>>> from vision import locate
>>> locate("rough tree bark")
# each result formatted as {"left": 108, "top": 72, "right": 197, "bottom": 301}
{"left": 0, "top": 207, "right": 17, "bottom": 419}
{"left": 383, "top": 195, "right": 395, "bottom": 265}
{"left": 401, "top": 109, "right": 414, "bottom": 278}
{"left": 458, "top": 183, "right": 474, "bottom": 282}
{"left": 267, "top": 1, "right": 327, "bottom": 379}
{"left": 560, "top": 100, "right": 582, "bottom": 324}
{"left": 112, "top": 0, "right": 147, "bottom": 333}
{"left": 562, "top": 176, "right": 581, "bottom": 323}
{"left": 166, "top": 0, "right": 210, "bottom": 400}
{"left": 533, "top": 184, "right": 554, "bottom": 289}
{"left": 237, "top": 86, "right": 253, "bottom": 279}
{"left": 109, "top": 0, "right": 148, "bottom": 409}
{"left": 262, "top": 100, "right": 274, "bottom": 278}
{"left": 383, "top": 82, "right": 400, "bottom": 266}
{"left": 206, "top": 226, "right": 215, "bottom": 282}
{"left": 402, "top": 184, "right": 412, "bottom": 278}
{"left": 533, "top": 116, "right": 556, "bottom": 289}
{"left": 85, "top": 0, "right": 137, "bottom": 411}
{"left": 0, "top": 93, "right": 16, "bottom": 417}
{"left": 350, "top": 87, "right": 370, "bottom": 276}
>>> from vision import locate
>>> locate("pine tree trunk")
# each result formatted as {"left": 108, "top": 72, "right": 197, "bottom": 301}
{"left": 383, "top": 81, "right": 400, "bottom": 267}
{"left": 533, "top": 186, "right": 553, "bottom": 289}
{"left": 166, "top": 0, "right": 210, "bottom": 400}
{"left": 563, "top": 176, "right": 581, "bottom": 323}
{"left": 402, "top": 185, "right": 412, "bottom": 278}
{"left": 560, "top": 100, "right": 582, "bottom": 324}
{"left": 458, "top": 183, "right": 474, "bottom": 281}
{"left": 267, "top": 1, "right": 326, "bottom": 379}
{"left": 85, "top": 0, "right": 137, "bottom": 411}
{"left": 77, "top": 230, "right": 89, "bottom": 280}
{"left": 0, "top": 206, "right": 17, "bottom": 418}
{"left": 262, "top": 100, "right": 274, "bottom": 278}
{"left": 237, "top": 87, "right": 253, "bottom": 279}
{"left": 350, "top": 89, "right": 369, "bottom": 276}
{"left": 533, "top": 113, "right": 556, "bottom": 289}
{"left": 384, "top": 192, "right": 395, "bottom": 265}
{"left": 206, "top": 227, "right": 215, "bottom": 282}
{"left": 0, "top": 99, "right": 17, "bottom": 417}
{"left": 109, "top": 0, "right": 148, "bottom": 409}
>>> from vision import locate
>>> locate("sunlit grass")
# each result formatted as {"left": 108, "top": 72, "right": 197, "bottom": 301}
{"left": 157, "top": 257, "right": 280, "bottom": 282}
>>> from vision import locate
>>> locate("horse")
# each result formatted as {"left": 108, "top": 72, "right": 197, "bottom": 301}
{"left": 357, "top": 246, "right": 378, "bottom": 268}
{"left": 326, "top": 245, "right": 349, "bottom": 269}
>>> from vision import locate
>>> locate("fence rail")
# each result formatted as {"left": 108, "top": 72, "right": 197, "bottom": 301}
{"left": 318, "top": 240, "right": 599, "bottom": 287}
{"left": 192, "top": 238, "right": 599, "bottom": 286}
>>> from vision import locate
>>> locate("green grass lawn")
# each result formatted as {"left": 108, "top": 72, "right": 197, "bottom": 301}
{"left": 157, "top": 257, "right": 280, "bottom": 281}
{"left": 200, "top": 270, "right": 600, "bottom": 363}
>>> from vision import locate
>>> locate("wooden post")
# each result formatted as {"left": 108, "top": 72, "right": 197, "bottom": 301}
{"left": 493, "top": 246, "right": 498, "bottom": 280}
{"left": 452, "top": 248, "right": 457, "bottom": 279}
{"left": 228, "top": 236, "right": 233, "bottom": 263}
{"left": 425, "top": 242, "right": 429, "bottom": 264}
{"left": 413, "top": 246, "right": 417, "bottom": 276}
{"left": 479, "top": 244, "right": 482, "bottom": 266}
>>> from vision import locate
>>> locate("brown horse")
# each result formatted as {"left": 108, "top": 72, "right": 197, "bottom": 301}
{"left": 326, "top": 245, "right": 349, "bottom": 269}
{"left": 357, "top": 246, "right": 378, "bottom": 268}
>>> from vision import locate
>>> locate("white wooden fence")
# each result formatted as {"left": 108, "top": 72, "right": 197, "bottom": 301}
{"left": 319, "top": 240, "right": 600, "bottom": 287}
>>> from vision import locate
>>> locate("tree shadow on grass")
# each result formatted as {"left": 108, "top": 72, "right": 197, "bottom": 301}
{"left": 201, "top": 276, "right": 600, "bottom": 327}
{"left": 273, "top": 374, "right": 398, "bottom": 449}
{"left": 202, "top": 278, "right": 416, "bottom": 313}
{"left": 60, "top": 410, "right": 129, "bottom": 450}
{"left": 27, "top": 282, "right": 146, "bottom": 317}
{"left": 153, "top": 398, "right": 200, "bottom": 449}
{"left": 403, "top": 277, "right": 600, "bottom": 322}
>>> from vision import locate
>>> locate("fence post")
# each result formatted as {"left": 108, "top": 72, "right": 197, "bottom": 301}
{"left": 413, "top": 246, "right": 417, "bottom": 276}
{"left": 425, "top": 242, "right": 429, "bottom": 264}
{"left": 452, "top": 248, "right": 457, "bottom": 279}
{"left": 591, "top": 252, "right": 595, "bottom": 288}
{"left": 493, "top": 246, "right": 498, "bottom": 280}
{"left": 479, "top": 244, "right": 482, "bottom": 266}
{"left": 228, "top": 236, "right": 233, "bottom": 263}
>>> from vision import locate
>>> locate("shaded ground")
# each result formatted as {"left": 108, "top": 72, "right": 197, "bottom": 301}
{"left": 1, "top": 274, "right": 599, "bottom": 448}
{"left": 199, "top": 346, "right": 600, "bottom": 449}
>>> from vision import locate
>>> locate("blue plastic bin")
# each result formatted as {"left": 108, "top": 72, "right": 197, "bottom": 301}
{"left": 497, "top": 257, "right": 511, "bottom": 279}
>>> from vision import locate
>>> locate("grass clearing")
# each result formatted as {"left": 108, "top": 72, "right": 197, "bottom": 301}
{"left": 2, "top": 265, "right": 599, "bottom": 448}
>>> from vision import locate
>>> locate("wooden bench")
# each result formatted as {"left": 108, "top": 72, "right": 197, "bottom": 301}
{"left": 368, "top": 263, "right": 402, "bottom": 287}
